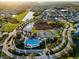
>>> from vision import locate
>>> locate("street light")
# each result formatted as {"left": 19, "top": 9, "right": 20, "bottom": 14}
{"left": 43, "top": 38, "right": 48, "bottom": 51}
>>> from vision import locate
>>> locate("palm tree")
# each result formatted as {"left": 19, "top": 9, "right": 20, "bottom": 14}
{"left": 47, "top": 43, "right": 52, "bottom": 50}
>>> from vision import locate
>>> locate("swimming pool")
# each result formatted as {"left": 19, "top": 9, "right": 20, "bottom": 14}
{"left": 24, "top": 38, "right": 42, "bottom": 48}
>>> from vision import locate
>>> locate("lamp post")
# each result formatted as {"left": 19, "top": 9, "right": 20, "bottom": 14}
{"left": 44, "top": 38, "right": 48, "bottom": 52}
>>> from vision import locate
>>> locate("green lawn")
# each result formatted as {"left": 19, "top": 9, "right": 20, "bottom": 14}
{"left": 0, "top": 22, "right": 18, "bottom": 32}
{"left": 12, "top": 11, "right": 27, "bottom": 22}
{"left": 0, "top": 11, "right": 28, "bottom": 32}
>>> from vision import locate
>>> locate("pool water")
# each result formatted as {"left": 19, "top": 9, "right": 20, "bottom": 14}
{"left": 24, "top": 38, "right": 42, "bottom": 48}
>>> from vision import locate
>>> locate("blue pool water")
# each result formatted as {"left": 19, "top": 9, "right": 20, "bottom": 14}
{"left": 24, "top": 38, "right": 41, "bottom": 48}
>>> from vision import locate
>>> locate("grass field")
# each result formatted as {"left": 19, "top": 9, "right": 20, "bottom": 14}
{"left": 0, "top": 11, "right": 28, "bottom": 32}
{"left": 0, "top": 23, "right": 18, "bottom": 32}
{"left": 12, "top": 11, "right": 27, "bottom": 22}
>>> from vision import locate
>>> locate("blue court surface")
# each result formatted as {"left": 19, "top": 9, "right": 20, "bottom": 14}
{"left": 24, "top": 38, "right": 42, "bottom": 48}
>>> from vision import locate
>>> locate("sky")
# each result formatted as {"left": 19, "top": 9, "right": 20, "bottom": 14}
{"left": 0, "top": 0, "right": 79, "bottom": 2}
